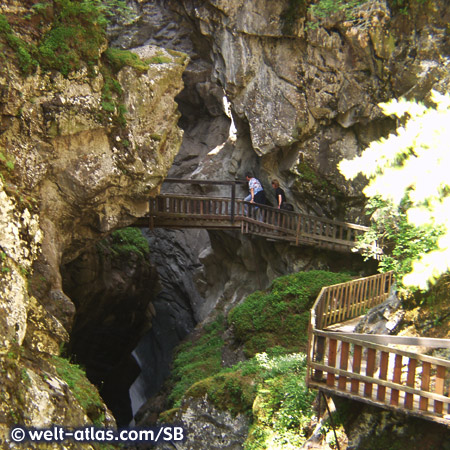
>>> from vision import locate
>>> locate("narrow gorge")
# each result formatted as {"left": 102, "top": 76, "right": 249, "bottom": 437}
{"left": 1, "top": 0, "right": 450, "bottom": 449}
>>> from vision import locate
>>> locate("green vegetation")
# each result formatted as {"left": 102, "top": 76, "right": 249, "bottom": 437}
{"left": 1, "top": 1, "right": 144, "bottom": 128}
{"left": 52, "top": 355, "right": 106, "bottom": 425}
{"left": 352, "top": 197, "right": 442, "bottom": 287}
{"left": 296, "top": 161, "right": 338, "bottom": 195}
{"left": 164, "top": 270, "right": 356, "bottom": 448}
{"left": 309, "top": 0, "right": 366, "bottom": 20}
{"left": 339, "top": 91, "right": 450, "bottom": 290}
{"left": 0, "top": 151, "right": 15, "bottom": 172}
{"left": 305, "top": 0, "right": 369, "bottom": 29}
{"left": 36, "top": 0, "right": 133, "bottom": 76}
{"left": 1, "top": 0, "right": 135, "bottom": 76}
{"left": 183, "top": 350, "right": 315, "bottom": 449}
{"left": 100, "top": 48, "right": 151, "bottom": 126}
{"left": 104, "top": 47, "right": 149, "bottom": 73}
{"left": 0, "top": 13, "right": 38, "bottom": 74}
{"left": 108, "top": 227, "right": 150, "bottom": 259}
{"left": 244, "top": 352, "right": 316, "bottom": 450}
{"left": 168, "top": 315, "right": 225, "bottom": 407}
{"left": 229, "top": 270, "right": 352, "bottom": 356}
{"left": 146, "top": 54, "right": 172, "bottom": 65}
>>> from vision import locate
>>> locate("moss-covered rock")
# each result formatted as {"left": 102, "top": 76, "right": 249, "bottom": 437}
{"left": 229, "top": 270, "right": 352, "bottom": 356}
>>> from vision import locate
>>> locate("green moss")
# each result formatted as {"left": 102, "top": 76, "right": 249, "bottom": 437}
{"left": 52, "top": 355, "right": 106, "bottom": 426}
{"left": 186, "top": 370, "right": 256, "bottom": 416}
{"left": 104, "top": 47, "right": 149, "bottom": 72}
{"left": 180, "top": 351, "right": 315, "bottom": 448}
{"left": 308, "top": 0, "right": 367, "bottom": 20}
{"left": 1, "top": 0, "right": 133, "bottom": 78}
{"left": 229, "top": 270, "right": 352, "bottom": 357}
{"left": 167, "top": 316, "right": 225, "bottom": 407}
{"left": 147, "top": 55, "right": 172, "bottom": 65}
{"left": 0, "top": 151, "right": 15, "bottom": 173}
{"left": 158, "top": 408, "right": 180, "bottom": 423}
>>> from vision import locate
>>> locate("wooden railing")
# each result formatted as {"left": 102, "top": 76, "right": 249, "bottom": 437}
{"left": 145, "top": 193, "right": 369, "bottom": 252}
{"left": 311, "top": 272, "right": 394, "bottom": 330}
{"left": 307, "top": 272, "right": 450, "bottom": 426}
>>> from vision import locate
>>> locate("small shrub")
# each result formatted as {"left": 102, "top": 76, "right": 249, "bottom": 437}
{"left": 108, "top": 227, "right": 150, "bottom": 258}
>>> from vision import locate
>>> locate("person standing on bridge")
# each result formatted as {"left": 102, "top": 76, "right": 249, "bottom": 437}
{"left": 271, "top": 179, "right": 286, "bottom": 209}
{"left": 245, "top": 172, "right": 266, "bottom": 205}
{"left": 244, "top": 172, "right": 266, "bottom": 218}
{"left": 271, "top": 179, "right": 294, "bottom": 211}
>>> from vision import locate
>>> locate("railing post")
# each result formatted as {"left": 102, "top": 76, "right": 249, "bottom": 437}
{"left": 313, "top": 335, "right": 326, "bottom": 381}
{"left": 231, "top": 182, "right": 236, "bottom": 224}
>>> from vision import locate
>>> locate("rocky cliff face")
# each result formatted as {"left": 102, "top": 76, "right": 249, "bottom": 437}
{"left": 0, "top": 0, "right": 188, "bottom": 443}
{"left": 115, "top": 0, "right": 449, "bottom": 217}
{"left": 108, "top": 0, "right": 450, "bottom": 447}
{"left": 106, "top": 0, "right": 450, "bottom": 344}
{"left": 1, "top": 0, "right": 450, "bottom": 447}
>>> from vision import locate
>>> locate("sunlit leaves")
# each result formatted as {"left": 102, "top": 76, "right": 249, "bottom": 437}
{"left": 339, "top": 91, "right": 450, "bottom": 289}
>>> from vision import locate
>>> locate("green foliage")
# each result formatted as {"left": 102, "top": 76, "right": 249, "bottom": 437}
{"left": 339, "top": 92, "right": 450, "bottom": 290}
{"left": 1, "top": 0, "right": 135, "bottom": 77}
{"left": 108, "top": 227, "right": 150, "bottom": 259}
{"left": 168, "top": 316, "right": 225, "bottom": 407}
{"left": 228, "top": 271, "right": 352, "bottom": 356}
{"left": 354, "top": 197, "right": 443, "bottom": 287}
{"left": 37, "top": 0, "right": 109, "bottom": 76}
{"left": 245, "top": 357, "right": 315, "bottom": 449}
{"left": 183, "top": 351, "right": 315, "bottom": 449}
{"left": 52, "top": 355, "right": 106, "bottom": 425}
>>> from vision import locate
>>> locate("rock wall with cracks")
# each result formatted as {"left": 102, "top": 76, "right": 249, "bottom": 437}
{"left": 0, "top": 0, "right": 188, "bottom": 443}
{"left": 113, "top": 0, "right": 450, "bottom": 218}
{"left": 109, "top": 0, "right": 450, "bottom": 445}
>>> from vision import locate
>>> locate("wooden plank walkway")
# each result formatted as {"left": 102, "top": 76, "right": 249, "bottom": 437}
{"left": 133, "top": 189, "right": 370, "bottom": 253}
{"left": 307, "top": 272, "right": 450, "bottom": 426}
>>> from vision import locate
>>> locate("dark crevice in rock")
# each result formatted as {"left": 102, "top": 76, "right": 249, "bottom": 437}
{"left": 61, "top": 235, "right": 159, "bottom": 426}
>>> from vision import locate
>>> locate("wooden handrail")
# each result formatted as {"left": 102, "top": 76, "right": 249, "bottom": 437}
{"left": 307, "top": 271, "right": 450, "bottom": 426}
{"left": 311, "top": 272, "right": 393, "bottom": 330}
{"left": 147, "top": 194, "right": 370, "bottom": 252}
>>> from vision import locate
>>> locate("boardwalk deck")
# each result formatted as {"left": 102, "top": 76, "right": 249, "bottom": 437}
{"left": 133, "top": 191, "right": 370, "bottom": 253}
{"left": 307, "top": 272, "right": 450, "bottom": 427}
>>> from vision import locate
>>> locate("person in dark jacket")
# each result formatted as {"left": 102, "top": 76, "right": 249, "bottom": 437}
{"left": 271, "top": 179, "right": 286, "bottom": 209}
{"left": 271, "top": 179, "right": 294, "bottom": 211}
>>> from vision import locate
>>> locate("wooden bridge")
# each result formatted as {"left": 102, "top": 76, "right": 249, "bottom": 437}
{"left": 307, "top": 271, "right": 450, "bottom": 426}
{"left": 134, "top": 179, "right": 370, "bottom": 253}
